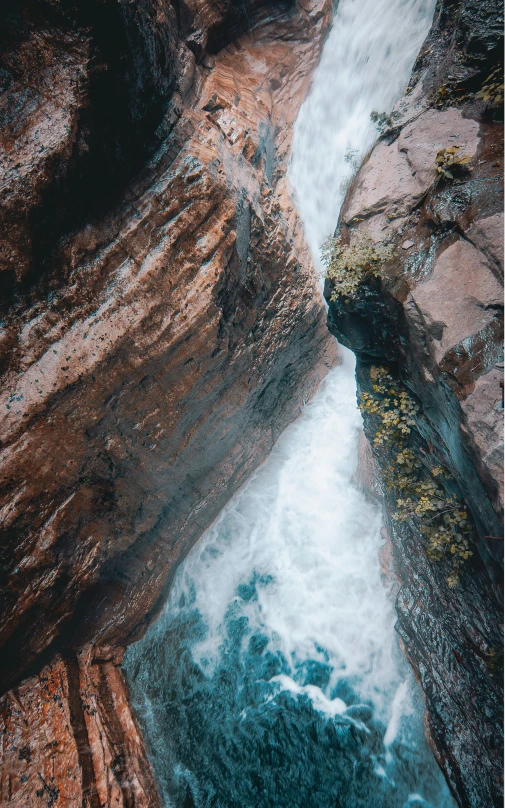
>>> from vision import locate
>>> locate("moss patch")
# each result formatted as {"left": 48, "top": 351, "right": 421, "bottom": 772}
{"left": 322, "top": 232, "right": 395, "bottom": 301}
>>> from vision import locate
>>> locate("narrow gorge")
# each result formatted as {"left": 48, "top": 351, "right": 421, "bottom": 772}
{"left": 0, "top": 0, "right": 502, "bottom": 807}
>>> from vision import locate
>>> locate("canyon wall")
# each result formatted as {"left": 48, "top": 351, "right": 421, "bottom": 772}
{"left": 0, "top": 647, "right": 160, "bottom": 808}
{"left": 0, "top": 0, "right": 337, "bottom": 804}
{"left": 326, "top": 1, "right": 503, "bottom": 805}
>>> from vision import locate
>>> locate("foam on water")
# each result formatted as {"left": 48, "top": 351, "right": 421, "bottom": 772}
{"left": 160, "top": 351, "right": 401, "bottom": 718}
{"left": 125, "top": 353, "right": 455, "bottom": 807}
{"left": 124, "top": 0, "right": 457, "bottom": 805}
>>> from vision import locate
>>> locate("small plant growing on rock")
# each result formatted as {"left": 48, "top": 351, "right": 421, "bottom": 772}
{"left": 432, "top": 81, "right": 470, "bottom": 108}
{"left": 322, "top": 232, "right": 395, "bottom": 301}
{"left": 344, "top": 147, "right": 360, "bottom": 170}
{"left": 435, "top": 146, "right": 471, "bottom": 180}
{"left": 359, "top": 366, "right": 474, "bottom": 587}
{"left": 475, "top": 67, "right": 504, "bottom": 106}
{"left": 370, "top": 110, "right": 400, "bottom": 133}
{"left": 434, "top": 84, "right": 452, "bottom": 106}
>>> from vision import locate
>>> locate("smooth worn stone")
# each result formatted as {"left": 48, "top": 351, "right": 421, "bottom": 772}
{"left": 410, "top": 238, "right": 502, "bottom": 363}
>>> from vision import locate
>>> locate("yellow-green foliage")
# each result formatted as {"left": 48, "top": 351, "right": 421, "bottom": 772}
{"left": 475, "top": 67, "right": 504, "bottom": 106}
{"left": 435, "top": 146, "right": 471, "bottom": 180}
{"left": 360, "top": 367, "right": 473, "bottom": 587}
{"left": 322, "top": 232, "right": 395, "bottom": 301}
{"left": 432, "top": 82, "right": 470, "bottom": 108}
{"left": 485, "top": 646, "right": 504, "bottom": 672}
{"left": 433, "top": 84, "right": 453, "bottom": 106}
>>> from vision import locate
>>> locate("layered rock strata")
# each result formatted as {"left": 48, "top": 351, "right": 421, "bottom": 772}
{"left": 0, "top": 0, "right": 336, "bottom": 803}
{"left": 326, "top": 1, "right": 503, "bottom": 805}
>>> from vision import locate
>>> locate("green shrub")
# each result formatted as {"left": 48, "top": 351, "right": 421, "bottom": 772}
{"left": 322, "top": 232, "right": 395, "bottom": 301}
{"left": 432, "top": 82, "right": 470, "bottom": 108}
{"left": 370, "top": 110, "right": 400, "bottom": 133}
{"left": 475, "top": 67, "right": 504, "bottom": 106}
{"left": 360, "top": 366, "right": 474, "bottom": 587}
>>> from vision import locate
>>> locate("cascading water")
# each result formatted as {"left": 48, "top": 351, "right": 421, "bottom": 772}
{"left": 124, "top": 1, "right": 457, "bottom": 806}
{"left": 290, "top": 0, "right": 438, "bottom": 270}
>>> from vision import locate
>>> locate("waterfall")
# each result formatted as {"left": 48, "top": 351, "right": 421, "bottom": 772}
{"left": 289, "top": 0, "right": 438, "bottom": 270}
{"left": 124, "top": 1, "right": 457, "bottom": 806}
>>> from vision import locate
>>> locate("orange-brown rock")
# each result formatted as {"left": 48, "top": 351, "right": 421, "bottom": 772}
{"left": 0, "top": 0, "right": 337, "bottom": 802}
{"left": 0, "top": 647, "right": 161, "bottom": 807}
{"left": 0, "top": 0, "right": 337, "bottom": 690}
{"left": 0, "top": 0, "right": 336, "bottom": 694}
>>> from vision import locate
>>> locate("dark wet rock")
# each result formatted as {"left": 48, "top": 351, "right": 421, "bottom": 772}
{"left": 325, "top": 0, "right": 503, "bottom": 805}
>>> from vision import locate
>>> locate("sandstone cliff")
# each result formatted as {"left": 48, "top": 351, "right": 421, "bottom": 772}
{"left": 326, "top": 1, "right": 503, "bottom": 805}
{"left": 0, "top": 0, "right": 337, "bottom": 803}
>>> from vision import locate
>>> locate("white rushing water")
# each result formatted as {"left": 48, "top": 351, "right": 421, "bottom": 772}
{"left": 170, "top": 0, "right": 438, "bottom": 735}
{"left": 125, "top": 0, "right": 456, "bottom": 805}
{"left": 290, "top": 0, "right": 437, "bottom": 269}
{"left": 169, "top": 349, "right": 399, "bottom": 721}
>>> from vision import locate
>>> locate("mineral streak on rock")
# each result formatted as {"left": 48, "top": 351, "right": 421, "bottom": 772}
{"left": 0, "top": 0, "right": 337, "bottom": 802}
{"left": 325, "top": 0, "right": 503, "bottom": 804}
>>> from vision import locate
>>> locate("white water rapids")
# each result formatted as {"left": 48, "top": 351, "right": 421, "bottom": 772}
{"left": 124, "top": 1, "right": 457, "bottom": 805}
{"left": 163, "top": 349, "right": 396, "bottom": 716}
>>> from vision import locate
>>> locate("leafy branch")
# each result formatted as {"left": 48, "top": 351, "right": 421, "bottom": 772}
{"left": 435, "top": 146, "right": 471, "bottom": 181}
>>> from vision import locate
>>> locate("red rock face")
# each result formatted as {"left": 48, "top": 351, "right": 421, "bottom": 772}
{"left": 0, "top": 0, "right": 337, "bottom": 802}
{"left": 0, "top": 0, "right": 336, "bottom": 690}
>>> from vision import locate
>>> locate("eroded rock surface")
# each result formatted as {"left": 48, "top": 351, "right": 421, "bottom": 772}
{"left": 0, "top": 647, "right": 160, "bottom": 807}
{"left": 1, "top": 0, "right": 335, "bottom": 687}
{"left": 326, "top": 0, "right": 503, "bottom": 805}
{"left": 0, "top": 0, "right": 336, "bottom": 803}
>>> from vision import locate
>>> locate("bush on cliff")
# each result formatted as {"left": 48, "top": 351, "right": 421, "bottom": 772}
{"left": 435, "top": 146, "right": 471, "bottom": 181}
{"left": 360, "top": 366, "right": 474, "bottom": 587}
{"left": 322, "top": 231, "right": 395, "bottom": 300}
